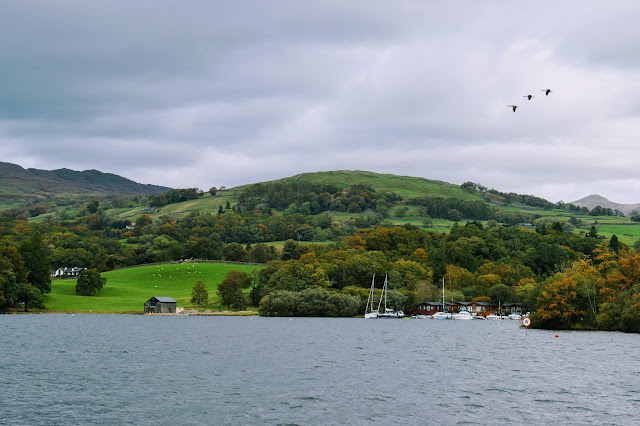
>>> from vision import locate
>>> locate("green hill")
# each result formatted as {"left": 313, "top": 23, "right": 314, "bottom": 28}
{"left": 0, "top": 161, "right": 171, "bottom": 210}
{"left": 238, "top": 170, "right": 483, "bottom": 201}
{"left": 15, "top": 167, "right": 640, "bottom": 246}
{"left": 103, "top": 170, "right": 483, "bottom": 222}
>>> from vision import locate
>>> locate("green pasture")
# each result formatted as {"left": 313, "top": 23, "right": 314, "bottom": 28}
{"left": 262, "top": 240, "right": 332, "bottom": 251}
{"left": 148, "top": 194, "right": 234, "bottom": 216}
{"left": 104, "top": 192, "right": 239, "bottom": 221}
{"left": 592, "top": 223, "right": 640, "bottom": 245}
{"left": 45, "top": 262, "right": 263, "bottom": 314}
{"left": 0, "top": 200, "right": 25, "bottom": 211}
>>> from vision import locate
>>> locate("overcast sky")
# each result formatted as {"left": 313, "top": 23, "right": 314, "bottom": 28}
{"left": 1, "top": 1, "right": 639, "bottom": 203}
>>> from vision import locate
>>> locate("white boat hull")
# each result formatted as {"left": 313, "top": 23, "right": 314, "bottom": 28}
{"left": 452, "top": 311, "right": 474, "bottom": 320}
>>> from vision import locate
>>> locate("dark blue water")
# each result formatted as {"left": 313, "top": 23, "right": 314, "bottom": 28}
{"left": 2, "top": 315, "right": 639, "bottom": 425}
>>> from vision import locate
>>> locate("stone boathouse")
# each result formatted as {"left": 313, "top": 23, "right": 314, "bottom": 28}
{"left": 144, "top": 296, "right": 177, "bottom": 314}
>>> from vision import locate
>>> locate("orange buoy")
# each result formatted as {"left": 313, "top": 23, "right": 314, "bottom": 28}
{"left": 555, "top": 334, "right": 559, "bottom": 338}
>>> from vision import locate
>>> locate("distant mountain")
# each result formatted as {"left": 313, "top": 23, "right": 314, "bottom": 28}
{"left": 0, "top": 162, "right": 171, "bottom": 209}
{"left": 570, "top": 194, "right": 640, "bottom": 216}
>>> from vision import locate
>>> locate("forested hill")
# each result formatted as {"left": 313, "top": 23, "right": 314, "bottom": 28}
{"left": 235, "top": 170, "right": 483, "bottom": 201}
{"left": 0, "top": 162, "right": 170, "bottom": 209}
{"left": 234, "top": 170, "right": 558, "bottom": 210}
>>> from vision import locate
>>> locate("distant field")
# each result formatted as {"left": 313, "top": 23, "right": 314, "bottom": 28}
{"left": 0, "top": 200, "right": 25, "bottom": 211}
{"left": 105, "top": 192, "right": 239, "bottom": 221}
{"left": 592, "top": 223, "right": 640, "bottom": 245}
{"left": 263, "top": 240, "right": 332, "bottom": 250}
{"left": 45, "top": 262, "right": 263, "bottom": 314}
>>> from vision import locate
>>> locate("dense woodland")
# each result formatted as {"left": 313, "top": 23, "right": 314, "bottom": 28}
{"left": 1, "top": 181, "right": 640, "bottom": 332}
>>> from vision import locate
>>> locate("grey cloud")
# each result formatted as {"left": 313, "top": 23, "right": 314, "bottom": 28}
{"left": 1, "top": 1, "right": 640, "bottom": 203}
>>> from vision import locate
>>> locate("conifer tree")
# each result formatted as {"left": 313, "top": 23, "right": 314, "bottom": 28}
{"left": 18, "top": 232, "right": 51, "bottom": 294}
{"left": 191, "top": 280, "right": 209, "bottom": 306}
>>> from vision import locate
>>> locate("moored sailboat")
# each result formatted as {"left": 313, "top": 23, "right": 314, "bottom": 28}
{"left": 364, "top": 274, "right": 380, "bottom": 318}
{"left": 433, "top": 277, "right": 452, "bottom": 319}
{"left": 364, "top": 274, "right": 405, "bottom": 318}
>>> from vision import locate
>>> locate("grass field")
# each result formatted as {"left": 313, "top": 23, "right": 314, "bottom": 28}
{"left": 591, "top": 223, "right": 640, "bottom": 245}
{"left": 45, "top": 262, "right": 263, "bottom": 314}
{"left": 103, "top": 191, "right": 239, "bottom": 221}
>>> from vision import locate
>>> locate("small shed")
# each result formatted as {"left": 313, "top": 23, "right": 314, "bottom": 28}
{"left": 144, "top": 296, "right": 177, "bottom": 314}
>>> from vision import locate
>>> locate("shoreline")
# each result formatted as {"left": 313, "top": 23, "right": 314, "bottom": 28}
{"left": 3, "top": 309, "right": 260, "bottom": 316}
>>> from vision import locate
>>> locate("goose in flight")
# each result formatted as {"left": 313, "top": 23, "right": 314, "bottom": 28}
{"left": 507, "top": 105, "right": 518, "bottom": 112}
{"left": 542, "top": 89, "right": 553, "bottom": 96}
{"left": 524, "top": 94, "right": 534, "bottom": 100}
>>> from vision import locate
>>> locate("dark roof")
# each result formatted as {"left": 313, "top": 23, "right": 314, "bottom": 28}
{"left": 473, "top": 302, "right": 491, "bottom": 306}
{"left": 416, "top": 301, "right": 458, "bottom": 307}
{"left": 149, "top": 296, "right": 176, "bottom": 303}
{"left": 502, "top": 303, "right": 522, "bottom": 307}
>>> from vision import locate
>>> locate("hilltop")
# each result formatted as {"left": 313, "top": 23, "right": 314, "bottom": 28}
{"left": 570, "top": 194, "right": 640, "bottom": 216}
{"left": 0, "top": 162, "right": 171, "bottom": 209}
{"left": 250, "top": 170, "right": 482, "bottom": 201}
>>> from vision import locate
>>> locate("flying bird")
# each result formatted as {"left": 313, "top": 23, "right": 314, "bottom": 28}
{"left": 542, "top": 89, "right": 553, "bottom": 96}
{"left": 524, "top": 94, "right": 534, "bottom": 100}
{"left": 507, "top": 105, "right": 518, "bottom": 112}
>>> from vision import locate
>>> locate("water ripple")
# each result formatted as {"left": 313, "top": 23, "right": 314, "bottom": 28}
{"left": 2, "top": 315, "right": 640, "bottom": 424}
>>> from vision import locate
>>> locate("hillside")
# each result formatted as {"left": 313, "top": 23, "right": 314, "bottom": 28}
{"left": 570, "top": 194, "right": 640, "bottom": 216}
{"left": 237, "top": 170, "right": 484, "bottom": 201}
{"left": 12, "top": 166, "right": 640, "bottom": 246}
{"left": 0, "top": 162, "right": 171, "bottom": 209}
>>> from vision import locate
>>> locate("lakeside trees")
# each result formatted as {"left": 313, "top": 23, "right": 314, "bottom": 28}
{"left": 529, "top": 241, "right": 640, "bottom": 332}
{"left": 0, "top": 181, "right": 639, "bottom": 330}
{"left": 218, "top": 271, "right": 252, "bottom": 309}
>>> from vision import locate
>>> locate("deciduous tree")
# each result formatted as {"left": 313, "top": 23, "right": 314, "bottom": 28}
{"left": 223, "top": 242, "right": 247, "bottom": 261}
{"left": 75, "top": 269, "right": 106, "bottom": 296}
{"left": 217, "top": 270, "right": 251, "bottom": 309}
{"left": 17, "top": 283, "right": 44, "bottom": 312}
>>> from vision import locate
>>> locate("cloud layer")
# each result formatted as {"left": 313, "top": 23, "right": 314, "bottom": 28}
{"left": 1, "top": 1, "right": 639, "bottom": 203}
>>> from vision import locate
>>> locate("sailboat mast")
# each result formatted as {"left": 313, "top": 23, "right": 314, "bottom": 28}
{"left": 369, "top": 273, "right": 375, "bottom": 312}
{"left": 376, "top": 275, "right": 384, "bottom": 312}
{"left": 442, "top": 277, "right": 445, "bottom": 312}
{"left": 385, "top": 275, "right": 388, "bottom": 311}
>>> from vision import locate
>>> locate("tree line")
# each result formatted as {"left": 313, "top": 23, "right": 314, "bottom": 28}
{"left": 2, "top": 185, "right": 639, "bottom": 331}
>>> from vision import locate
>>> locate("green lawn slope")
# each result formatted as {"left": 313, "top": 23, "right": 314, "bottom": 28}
{"left": 45, "top": 262, "right": 263, "bottom": 314}
{"left": 105, "top": 191, "right": 239, "bottom": 221}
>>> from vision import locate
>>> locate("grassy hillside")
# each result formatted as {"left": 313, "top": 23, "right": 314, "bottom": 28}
{"left": 102, "top": 190, "right": 238, "bottom": 221}
{"left": 103, "top": 170, "right": 480, "bottom": 221}
{"left": 20, "top": 168, "right": 640, "bottom": 246}
{"left": 245, "top": 170, "right": 483, "bottom": 201}
{"left": 45, "top": 262, "right": 262, "bottom": 313}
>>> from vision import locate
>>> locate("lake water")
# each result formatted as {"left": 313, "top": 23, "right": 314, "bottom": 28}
{"left": 2, "top": 315, "right": 639, "bottom": 425}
